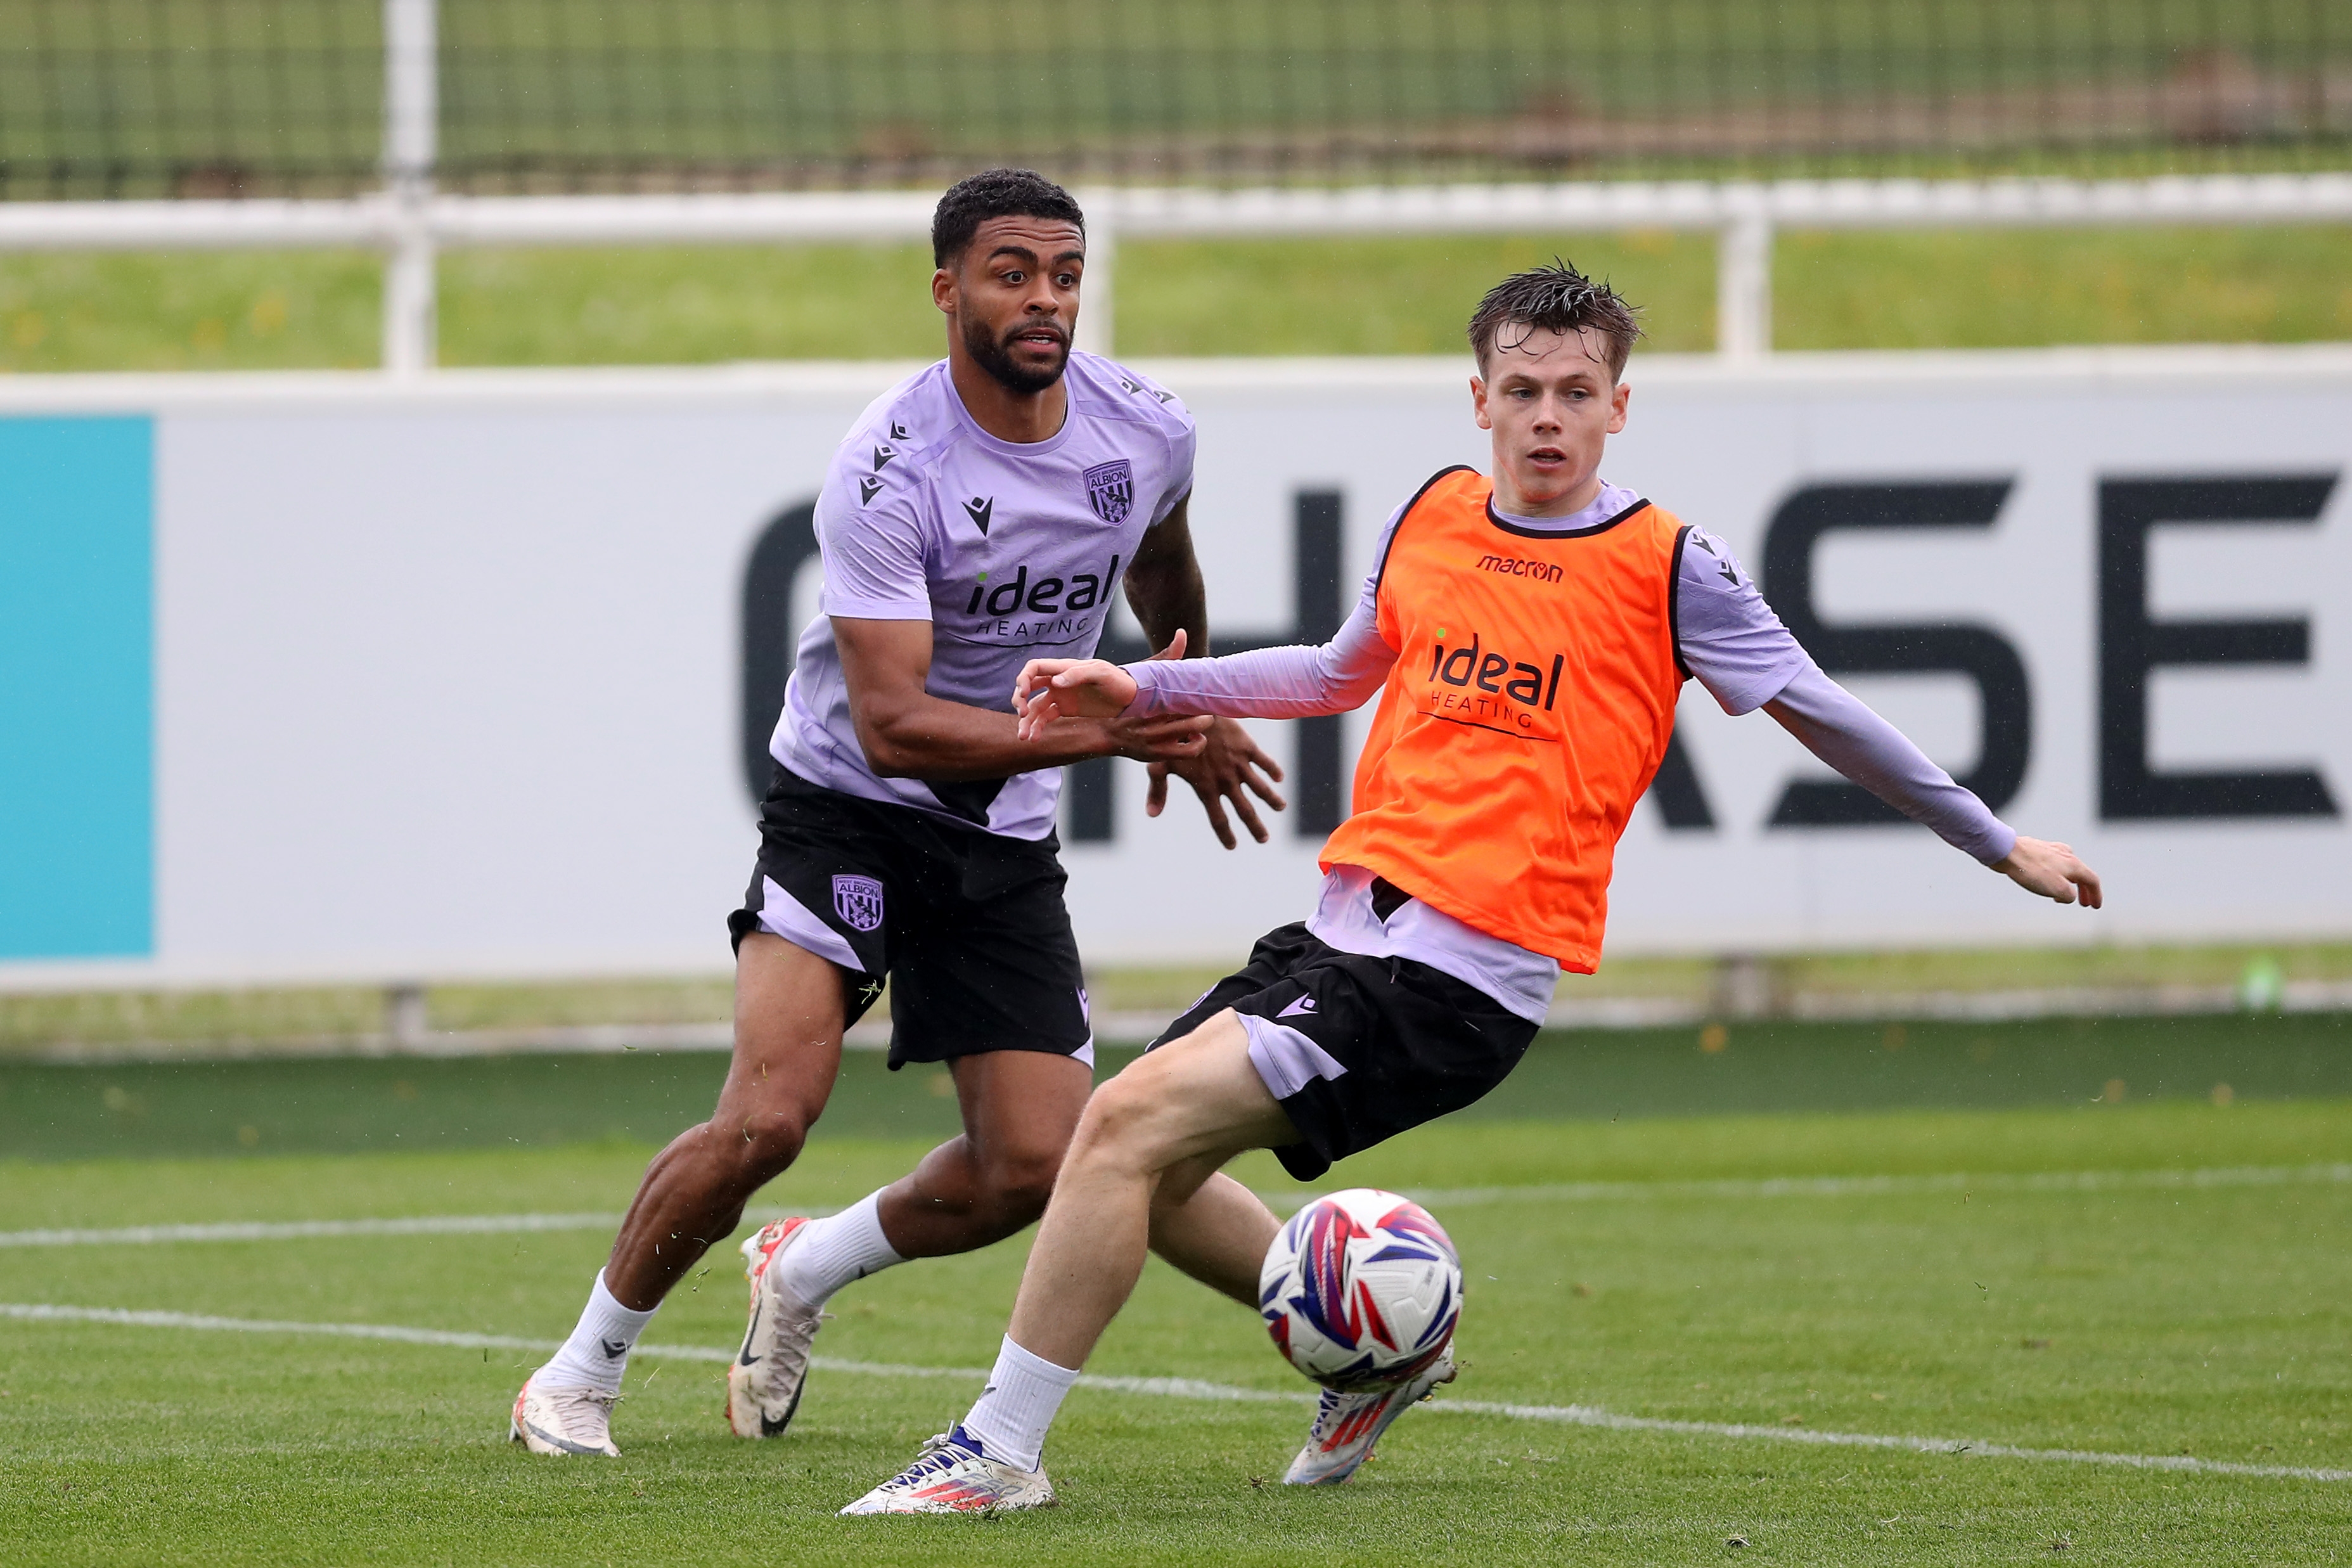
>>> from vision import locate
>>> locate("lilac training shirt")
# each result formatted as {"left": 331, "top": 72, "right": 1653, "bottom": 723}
{"left": 770, "top": 353, "right": 1197, "bottom": 839}
{"left": 1125, "top": 480, "right": 2018, "bottom": 1022}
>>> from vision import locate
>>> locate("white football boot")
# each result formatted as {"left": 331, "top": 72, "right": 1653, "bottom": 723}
{"left": 510, "top": 1374, "right": 621, "bottom": 1457}
{"left": 839, "top": 1427, "right": 1058, "bottom": 1515}
{"left": 726, "top": 1216, "right": 830, "bottom": 1439}
{"left": 1282, "top": 1353, "right": 1457, "bottom": 1484}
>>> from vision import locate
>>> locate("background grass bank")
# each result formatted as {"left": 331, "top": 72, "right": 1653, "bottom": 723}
{"left": 4, "top": 227, "right": 2349, "bottom": 375}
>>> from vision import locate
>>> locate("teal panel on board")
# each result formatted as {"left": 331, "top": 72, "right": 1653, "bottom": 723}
{"left": 0, "top": 416, "right": 153, "bottom": 958}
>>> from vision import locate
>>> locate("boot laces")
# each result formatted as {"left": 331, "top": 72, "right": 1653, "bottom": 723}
{"left": 547, "top": 1385, "right": 619, "bottom": 1436}
{"left": 885, "top": 1432, "right": 974, "bottom": 1489}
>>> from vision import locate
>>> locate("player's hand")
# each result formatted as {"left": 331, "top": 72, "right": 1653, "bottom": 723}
{"left": 1102, "top": 710, "right": 1212, "bottom": 764}
{"left": 1148, "top": 717, "right": 1287, "bottom": 849}
{"left": 1013, "top": 629, "right": 1186, "bottom": 740}
{"left": 1993, "top": 837, "right": 2103, "bottom": 908}
{"left": 1013, "top": 658, "right": 1140, "bottom": 738}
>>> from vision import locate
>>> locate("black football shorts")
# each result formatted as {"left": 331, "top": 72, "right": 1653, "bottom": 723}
{"left": 1147, "top": 917, "right": 1539, "bottom": 1181}
{"left": 728, "top": 766, "right": 1093, "bottom": 1070}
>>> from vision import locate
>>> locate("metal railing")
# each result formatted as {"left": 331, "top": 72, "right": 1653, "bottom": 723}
{"left": 6, "top": 0, "right": 2347, "bottom": 198}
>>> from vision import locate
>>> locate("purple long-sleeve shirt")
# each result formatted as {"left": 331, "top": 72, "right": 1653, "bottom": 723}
{"left": 1123, "top": 482, "right": 2018, "bottom": 1022}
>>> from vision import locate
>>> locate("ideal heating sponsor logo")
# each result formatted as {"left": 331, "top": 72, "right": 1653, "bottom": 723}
{"left": 961, "top": 553, "right": 1122, "bottom": 643}
{"left": 1474, "top": 553, "right": 1564, "bottom": 584}
{"left": 1421, "top": 629, "right": 1565, "bottom": 735}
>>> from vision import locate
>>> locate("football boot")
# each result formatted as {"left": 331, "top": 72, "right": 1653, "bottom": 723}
{"left": 1282, "top": 1353, "right": 1456, "bottom": 1484}
{"left": 510, "top": 1374, "right": 620, "bottom": 1457}
{"left": 839, "top": 1427, "right": 1057, "bottom": 1515}
{"left": 726, "top": 1216, "right": 830, "bottom": 1438}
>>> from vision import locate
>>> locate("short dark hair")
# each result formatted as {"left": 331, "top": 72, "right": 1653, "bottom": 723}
{"left": 931, "top": 169, "right": 1087, "bottom": 268}
{"left": 1467, "top": 260, "right": 1643, "bottom": 380}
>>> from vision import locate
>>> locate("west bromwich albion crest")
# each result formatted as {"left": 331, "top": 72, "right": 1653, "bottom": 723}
{"left": 1083, "top": 459, "right": 1134, "bottom": 525}
{"left": 832, "top": 874, "right": 885, "bottom": 934}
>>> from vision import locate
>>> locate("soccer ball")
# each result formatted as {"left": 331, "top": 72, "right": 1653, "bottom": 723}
{"left": 1257, "top": 1188, "right": 1462, "bottom": 1392}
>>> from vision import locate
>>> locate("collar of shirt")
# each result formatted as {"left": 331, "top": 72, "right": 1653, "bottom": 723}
{"left": 1489, "top": 480, "right": 1642, "bottom": 534}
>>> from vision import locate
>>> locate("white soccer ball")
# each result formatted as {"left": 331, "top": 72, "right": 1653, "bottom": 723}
{"left": 1258, "top": 1187, "right": 1462, "bottom": 1392}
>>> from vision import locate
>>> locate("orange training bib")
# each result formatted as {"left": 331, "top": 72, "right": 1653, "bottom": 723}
{"left": 1318, "top": 466, "right": 1688, "bottom": 970}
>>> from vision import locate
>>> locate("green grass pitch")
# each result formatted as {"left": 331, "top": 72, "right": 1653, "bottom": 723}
{"left": 3, "top": 1029, "right": 2348, "bottom": 1564}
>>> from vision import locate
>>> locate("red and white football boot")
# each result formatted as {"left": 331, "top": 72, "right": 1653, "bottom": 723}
{"left": 725, "top": 1216, "right": 830, "bottom": 1438}
{"left": 1282, "top": 1353, "right": 1456, "bottom": 1484}
{"left": 839, "top": 1427, "right": 1057, "bottom": 1515}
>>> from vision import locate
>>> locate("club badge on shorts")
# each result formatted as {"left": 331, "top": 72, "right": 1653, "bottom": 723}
{"left": 1083, "top": 459, "right": 1134, "bottom": 525}
{"left": 832, "top": 874, "right": 885, "bottom": 933}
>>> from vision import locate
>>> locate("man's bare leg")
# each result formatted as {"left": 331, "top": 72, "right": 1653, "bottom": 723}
{"left": 877, "top": 1048, "right": 1093, "bottom": 1254}
{"left": 530, "top": 935, "right": 1096, "bottom": 1427}
{"left": 763, "top": 1044, "right": 1092, "bottom": 1315}
{"left": 718, "top": 982, "right": 1094, "bottom": 1441}
{"left": 514, "top": 933, "right": 849, "bottom": 1452}
{"left": 603, "top": 934, "right": 847, "bottom": 1307}
{"left": 860, "top": 1013, "right": 1294, "bottom": 1479}
{"left": 605, "top": 936, "right": 1094, "bottom": 1308}
{"left": 1148, "top": 1160, "right": 1285, "bottom": 1307}
{"left": 1006, "top": 1012, "right": 1291, "bottom": 1368}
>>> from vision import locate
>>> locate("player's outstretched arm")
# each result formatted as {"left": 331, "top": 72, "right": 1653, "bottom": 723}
{"left": 837, "top": 616, "right": 1207, "bottom": 781}
{"left": 1121, "top": 496, "right": 1289, "bottom": 849}
{"left": 1762, "top": 668, "right": 2105, "bottom": 911}
{"left": 1676, "top": 525, "right": 2105, "bottom": 912}
{"left": 1992, "top": 837, "right": 2103, "bottom": 908}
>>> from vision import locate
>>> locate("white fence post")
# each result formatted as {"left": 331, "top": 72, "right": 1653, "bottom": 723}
{"left": 1076, "top": 191, "right": 1115, "bottom": 357}
{"left": 382, "top": 0, "right": 438, "bottom": 376}
{"left": 1716, "top": 193, "right": 1773, "bottom": 362}
{"left": 385, "top": 982, "right": 429, "bottom": 1048}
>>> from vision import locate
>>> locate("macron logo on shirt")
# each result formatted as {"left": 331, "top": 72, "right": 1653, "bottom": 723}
{"left": 1276, "top": 995, "right": 1318, "bottom": 1020}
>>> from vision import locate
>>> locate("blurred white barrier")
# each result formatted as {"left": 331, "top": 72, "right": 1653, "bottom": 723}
{"left": 0, "top": 344, "right": 2345, "bottom": 988}
{"left": 5, "top": 173, "right": 2352, "bottom": 368}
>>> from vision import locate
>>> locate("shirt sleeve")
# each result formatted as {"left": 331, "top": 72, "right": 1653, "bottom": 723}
{"left": 1763, "top": 664, "right": 2020, "bottom": 866}
{"left": 1150, "top": 412, "right": 1198, "bottom": 527}
{"left": 1674, "top": 526, "right": 1812, "bottom": 715}
{"left": 1123, "top": 499, "right": 1404, "bottom": 719}
{"left": 814, "top": 466, "right": 932, "bottom": 621}
{"left": 1124, "top": 594, "right": 1398, "bottom": 719}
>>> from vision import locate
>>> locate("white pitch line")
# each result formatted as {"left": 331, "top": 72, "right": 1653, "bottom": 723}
{"left": 0, "top": 1212, "right": 628, "bottom": 1249}
{"left": 2, "top": 1302, "right": 2342, "bottom": 1484}
{"left": 1366, "top": 1160, "right": 2352, "bottom": 1212}
{"left": 1427, "top": 1399, "right": 2352, "bottom": 1482}
{"left": 0, "top": 1205, "right": 839, "bottom": 1249}
{"left": 6, "top": 1163, "right": 2345, "bottom": 1248}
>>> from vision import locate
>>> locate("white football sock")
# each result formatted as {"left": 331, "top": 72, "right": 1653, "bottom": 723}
{"left": 539, "top": 1270, "right": 657, "bottom": 1394}
{"left": 773, "top": 1191, "right": 906, "bottom": 1308}
{"left": 956, "top": 1334, "right": 1081, "bottom": 1472}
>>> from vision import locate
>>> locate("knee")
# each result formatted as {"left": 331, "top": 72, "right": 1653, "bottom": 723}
{"left": 977, "top": 1147, "right": 1063, "bottom": 1223}
{"left": 717, "top": 1109, "right": 808, "bottom": 1188}
{"left": 1067, "top": 1072, "right": 1169, "bottom": 1171}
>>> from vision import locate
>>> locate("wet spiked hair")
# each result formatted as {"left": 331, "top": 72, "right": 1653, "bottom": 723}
{"left": 931, "top": 168, "right": 1086, "bottom": 267}
{"left": 1467, "top": 259, "right": 1643, "bottom": 380}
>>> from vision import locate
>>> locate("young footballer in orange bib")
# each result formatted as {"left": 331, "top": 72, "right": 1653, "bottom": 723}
{"left": 840, "top": 261, "right": 2102, "bottom": 1514}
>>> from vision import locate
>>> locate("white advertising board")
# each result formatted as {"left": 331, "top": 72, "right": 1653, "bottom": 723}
{"left": 1, "top": 347, "right": 2346, "bottom": 985}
